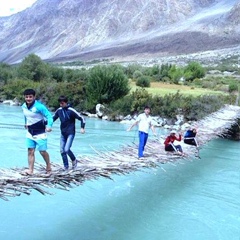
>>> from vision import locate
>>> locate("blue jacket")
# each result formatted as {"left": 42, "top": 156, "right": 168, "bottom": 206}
{"left": 184, "top": 130, "right": 196, "bottom": 138}
{"left": 22, "top": 100, "right": 53, "bottom": 136}
{"left": 53, "top": 105, "right": 85, "bottom": 135}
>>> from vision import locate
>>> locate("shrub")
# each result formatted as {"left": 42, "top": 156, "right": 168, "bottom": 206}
{"left": 132, "top": 70, "right": 143, "bottom": 79}
{"left": 228, "top": 82, "right": 238, "bottom": 92}
{"left": 85, "top": 65, "right": 130, "bottom": 109}
{"left": 136, "top": 75, "right": 151, "bottom": 87}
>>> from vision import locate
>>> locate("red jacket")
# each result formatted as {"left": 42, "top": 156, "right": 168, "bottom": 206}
{"left": 164, "top": 135, "right": 181, "bottom": 146}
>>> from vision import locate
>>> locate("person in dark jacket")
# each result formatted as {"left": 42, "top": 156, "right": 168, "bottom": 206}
{"left": 53, "top": 96, "right": 86, "bottom": 170}
{"left": 184, "top": 127, "right": 198, "bottom": 146}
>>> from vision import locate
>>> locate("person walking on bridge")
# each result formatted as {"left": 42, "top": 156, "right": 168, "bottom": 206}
{"left": 127, "top": 106, "right": 156, "bottom": 159}
{"left": 22, "top": 88, "right": 53, "bottom": 175}
{"left": 53, "top": 96, "right": 86, "bottom": 170}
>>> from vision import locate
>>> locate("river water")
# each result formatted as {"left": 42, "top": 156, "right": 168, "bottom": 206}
{"left": 0, "top": 104, "right": 239, "bottom": 240}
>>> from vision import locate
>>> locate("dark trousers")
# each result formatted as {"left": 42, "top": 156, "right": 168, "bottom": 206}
{"left": 165, "top": 144, "right": 183, "bottom": 153}
{"left": 184, "top": 138, "right": 197, "bottom": 146}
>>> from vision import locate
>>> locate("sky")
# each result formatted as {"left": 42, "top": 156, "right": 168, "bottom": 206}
{"left": 0, "top": 0, "right": 37, "bottom": 16}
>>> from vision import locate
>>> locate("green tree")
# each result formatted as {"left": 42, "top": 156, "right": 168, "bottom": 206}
{"left": 17, "top": 54, "right": 51, "bottom": 81}
{"left": 51, "top": 66, "right": 65, "bottom": 82}
{"left": 130, "top": 88, "right": 153, "bottom": 112}
{"left": 184, "top": 62, "right": 205, "bottom": 82}
{"left": 0, "top": 79, "right": 40, "bottom": 101}
{"left": 124, "top": 64, "right": 143, "bottom": 78}
{"left": 43, "top": 80, "right": 86, "bottom": 110}
{"left": 0, "top": 63, "right": 13, "bottom": 84}
{"left": 168, "top": 65, "right": 183, "bottom": 84}
{"left": 86, "top": 65, "right": 130, "bottom": 108}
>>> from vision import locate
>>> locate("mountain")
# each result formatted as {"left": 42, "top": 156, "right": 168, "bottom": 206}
{"left": 0, "top": 0, "right": 239, "bottom": 64}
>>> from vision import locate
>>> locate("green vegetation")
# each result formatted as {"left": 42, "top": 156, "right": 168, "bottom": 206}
{"left": 85, "top": 65, "right": 130, "bottom": 110}
{"left": 0, "top": 54, "right": 239, "bottom": 121}
{"left": 136, "top": 75, "right": 151, "bottom": 88}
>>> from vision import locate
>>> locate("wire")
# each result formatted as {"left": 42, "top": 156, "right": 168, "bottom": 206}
{"left": 0, "top": 122, "right": 148, "bottom": 139}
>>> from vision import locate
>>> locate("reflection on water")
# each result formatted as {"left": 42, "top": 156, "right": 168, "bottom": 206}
{"left": 0, "top": 105, "right": 239, "bottom": 240}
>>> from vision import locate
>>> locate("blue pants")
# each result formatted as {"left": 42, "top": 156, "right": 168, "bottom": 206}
{"left": 60, "top": 134, "right": 76, "bottom": 169}
{"left": 138, "top": 131, "right": 148, "bottom": 158}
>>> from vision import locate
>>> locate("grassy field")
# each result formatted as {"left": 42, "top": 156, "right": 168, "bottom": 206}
{"left": 130, "top": 81, "right": 226, "bottom": 96}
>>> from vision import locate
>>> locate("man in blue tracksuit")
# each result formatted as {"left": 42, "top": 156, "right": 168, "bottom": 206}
{"left": 22, "top": 88, "right": 53, "bottom": 175}
{"left": 53, "top": 96, "right": 86, "bottom": 170}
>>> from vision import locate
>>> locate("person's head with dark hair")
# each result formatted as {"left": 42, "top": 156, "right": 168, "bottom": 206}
{"left": 58, "top": 96, "right": 68, "bottom": 103}
{"left": 23, "top": 89, "right": 36, "bottom": 106}
{"left": 144, "top": 105, "right": 151, "bottom": 116}
{"left": 58, "top": 96, "right": 69, "bottom": 108}
{"left": 23, "top": 89, "right": 36, "bottom": 96}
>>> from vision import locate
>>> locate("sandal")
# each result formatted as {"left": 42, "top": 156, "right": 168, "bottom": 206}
{"left": 20, "top": 170, "right": 33, "bottom": 176}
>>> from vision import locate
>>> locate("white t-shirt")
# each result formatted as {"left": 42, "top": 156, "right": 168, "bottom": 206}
{"left": 136, "top": 113, "right": 154, "bottom": 133}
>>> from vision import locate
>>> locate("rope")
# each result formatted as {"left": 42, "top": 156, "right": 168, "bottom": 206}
{"left": 0, "top": 122, "right": 129, "bottom": 131}
{"left": 0, "top": 122, "right": 140, "bottom": 139}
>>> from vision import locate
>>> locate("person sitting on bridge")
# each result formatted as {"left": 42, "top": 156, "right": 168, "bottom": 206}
{"left": 164, "top": 130, "right": 184, "bottom": 155}
{"left": 184, "top": 127, "right": 198, "bottom": 146}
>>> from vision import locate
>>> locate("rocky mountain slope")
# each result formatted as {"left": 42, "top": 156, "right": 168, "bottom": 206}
{"left": 0, "top": 0, "right": 239, "bottom": 64}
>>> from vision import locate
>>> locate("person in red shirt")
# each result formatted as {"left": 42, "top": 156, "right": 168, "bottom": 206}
{"left": 164, "top": 130, "right": 183, "bottom": 154}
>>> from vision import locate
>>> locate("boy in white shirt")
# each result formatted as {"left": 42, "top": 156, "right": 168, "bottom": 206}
{"left": 127, "top": 106, "right": 156, "bottom": 159}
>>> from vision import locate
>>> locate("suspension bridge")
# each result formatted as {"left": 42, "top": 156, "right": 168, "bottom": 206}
{"left": 0, "top": 104, "right": 239, "bottom": 200}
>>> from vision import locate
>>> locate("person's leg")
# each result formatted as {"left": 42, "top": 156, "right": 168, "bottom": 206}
{"left": 138, "top": 131, "right": 145, "bottom": 158}
{"left": 143, "top": 133, "right": 148, "bottom": 152}
{"left": 175, "top": 145, "right": 183, "bottom": 153}
{"left": 65, "top": 134, "right": 76, "bottom": 161}
{"left": 25, "top": 137, "right": 36, "bottom": 174}
{"left": 64, "top": 134, "right": 77, "bottom": 169}
{"left": 27, "top": 148, "right": 35, "bottom": 174}
{"left": 37, "top": 137, "right": 52, "bottom": 172}
{"left": 184, "top": 138, "right": 196, "bottom": 146}
{"left": 165, "top": 144, "right": 175, "bottom": 152}
{"left": 39, "top": 150, "right": 51, "bottom": 172}
{"left": 193, "top": 138, "right": 198, "bottom": 147}
{"left": 60, "top": 134, "right": 69, "bottom": 169}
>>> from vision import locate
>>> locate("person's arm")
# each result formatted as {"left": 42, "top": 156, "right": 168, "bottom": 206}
{"left": 127, "top": 120, "right": 139, "bottom": 131}
{"left": 73, "top": 109, "right": 86, "bottom": 134}
{"left": 164, "top": 136, "right": 170, "bottom": 146}
{"left": 150, "top": 118, "right": 157, "bottom": 136}
{"left": 39, "top": 104, "right": 53, "bottom": 131}
{"left": 23, "top": 116, "right": 28, "bottom": 129}
{"left": 150, "top": 125, "right": 157, "bottom": 136}
{"left": 175, "top": 134, "right": 182, "bottom": 141}
{"left": 52, "top": 109, "right": 59, "bottom": 122}
{"left": 79, "top": 117, "right": 86, "bottom": 134}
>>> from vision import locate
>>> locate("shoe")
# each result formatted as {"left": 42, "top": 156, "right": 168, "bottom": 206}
{"left": 72, "top": 160, "right": 77, "bottom": 170}
{"left": 63, "top": 166, "right": 69, "bottom": 171}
